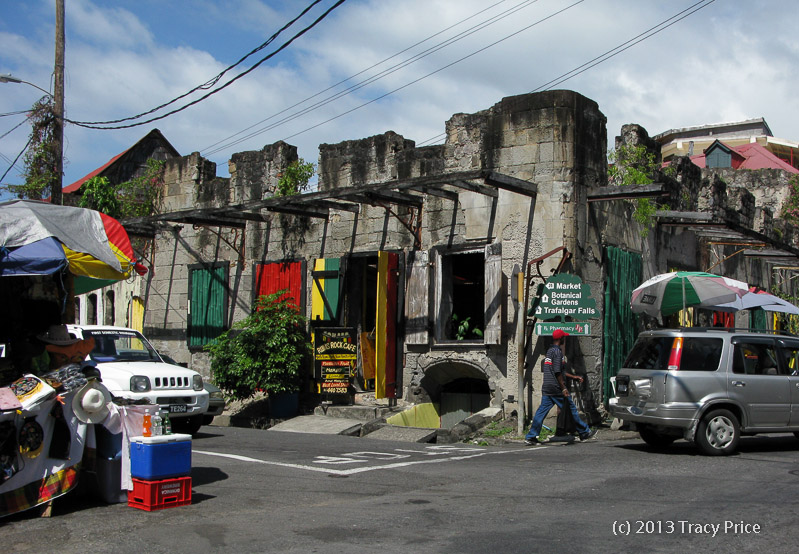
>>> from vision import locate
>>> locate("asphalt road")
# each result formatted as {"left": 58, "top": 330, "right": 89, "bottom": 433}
{"left": 3, "top": 425, "right": 799, "bottom": 553}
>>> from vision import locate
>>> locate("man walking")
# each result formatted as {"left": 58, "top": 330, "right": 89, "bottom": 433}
{"left": 525, "top": 329, "right": 596, "bottom": 444}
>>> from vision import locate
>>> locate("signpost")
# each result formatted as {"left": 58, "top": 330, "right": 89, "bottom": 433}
{"left": 530, "top": 273, "right": 599, "bottom": 335}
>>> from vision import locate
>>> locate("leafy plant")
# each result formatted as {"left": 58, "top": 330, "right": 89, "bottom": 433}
{"left": 4, "top": 98, "right": 58, "bottom": 200}
{"left": 780, "top": 174, "right": 799, "bottom": 225}
{"left": 608, "top": 144, "right": 673, "bottom": 238}
{"left": 276, "top": 158, "right": 315, "bottom": 197}
{"left": 78, "top": 158, "right": 164, "bottom": 219}
{"left": 205, "top": 291, "right": 310, "bottom": 401}
{"left": 452, "top": 313, "right": 483, "bottom": 340}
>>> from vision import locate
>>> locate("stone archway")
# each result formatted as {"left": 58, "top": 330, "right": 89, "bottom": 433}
{"left": 419, "top": 360, "right": 492, "bottom": 428}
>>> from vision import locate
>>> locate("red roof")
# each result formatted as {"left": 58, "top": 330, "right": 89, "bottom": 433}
{"left": 62, "top": 150, "right": 129, "bottom": 194}
{"left": 689, "top": 141, "right": 798, "bottom": 174}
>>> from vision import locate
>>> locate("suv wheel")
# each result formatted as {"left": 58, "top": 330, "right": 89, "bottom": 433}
{"left": 638, "top": 425, "right": 676, "bottom": 450}
{"left": 172, "top": 415, "right": 203, "bottom": 436}
{"left": 696, "top": 409, "right": 740, "bottom": 456}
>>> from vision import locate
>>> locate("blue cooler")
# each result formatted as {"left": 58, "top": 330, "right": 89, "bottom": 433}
{"left": 130, "top": 433, "right": 192, "bottom": 480}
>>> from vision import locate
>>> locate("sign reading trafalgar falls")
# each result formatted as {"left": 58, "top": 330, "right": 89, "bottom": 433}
{"left": 313, "top": 327, "right": 357, "bottom": 396}
{"left": 530, "top": 274, "right": 598, "bottom": 335}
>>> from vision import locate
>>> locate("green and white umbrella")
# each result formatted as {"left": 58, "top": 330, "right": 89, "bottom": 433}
{"left": 631, "top": 271, "right": 748, "bottom": 317}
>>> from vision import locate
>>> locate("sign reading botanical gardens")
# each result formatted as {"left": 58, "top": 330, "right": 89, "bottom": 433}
{"left": 531, "top": 273, "right": 598, "bottom": 325}
{"left": 313, "top": 327, "right": 357, "bottom": 396}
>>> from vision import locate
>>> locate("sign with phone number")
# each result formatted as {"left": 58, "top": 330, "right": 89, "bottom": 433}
{"left": 314, "top": 327, "right": 357, "bottom": 396}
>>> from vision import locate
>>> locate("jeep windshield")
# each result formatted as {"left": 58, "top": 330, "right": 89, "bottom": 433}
{"left": 624, "top": 336, "right": 722, "bottom": 371}
{"left": 83, "top": 329, "right": 161, "bottom": 363}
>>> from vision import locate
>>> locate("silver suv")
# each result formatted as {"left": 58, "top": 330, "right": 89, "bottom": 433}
{"left": 609, "top": 328, "right": 799, "bottom": 455}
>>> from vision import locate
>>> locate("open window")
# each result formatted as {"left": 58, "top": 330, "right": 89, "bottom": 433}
{"left": 432, "top": 243, "right": 502, "bottom": 345}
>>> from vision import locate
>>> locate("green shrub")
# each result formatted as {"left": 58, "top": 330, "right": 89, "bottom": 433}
{"left": 205, "top": 291, "right": 310, "bottom": 401}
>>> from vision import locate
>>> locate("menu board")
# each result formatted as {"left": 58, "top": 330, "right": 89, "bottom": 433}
{"left": 313, "top": 327, "right": 357, "bottom": 396}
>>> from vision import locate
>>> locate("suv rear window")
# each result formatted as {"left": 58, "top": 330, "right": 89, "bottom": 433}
{"left": 624, "top": 336, "right": 722, "bottom": 371}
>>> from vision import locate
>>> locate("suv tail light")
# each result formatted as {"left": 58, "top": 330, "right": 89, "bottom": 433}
{"left": 667, "top": 337, "right": 683, "bottom": 370}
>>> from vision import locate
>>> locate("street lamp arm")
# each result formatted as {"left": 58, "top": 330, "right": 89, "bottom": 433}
{"left": 0, "top": 74, "right": 52, "bottom": 97}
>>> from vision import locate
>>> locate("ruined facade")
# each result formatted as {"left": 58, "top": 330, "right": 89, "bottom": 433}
{"left": 81, "top": 90, "right": 799, "bottom": 425}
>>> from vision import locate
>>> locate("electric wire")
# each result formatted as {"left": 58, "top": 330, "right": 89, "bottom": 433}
{"left": 66, "top": 0, "right": 348, "bottom": 130}
{"left": 411, "top": 0, "right": 716, "bottom": 149}
{"left": 0, "top": 136, "right": 32, "bottom": 185}
{"left": 201, "top": 0, "right": 536, "bottom": 156}
{"left": 67, "top": 0, "right": 327, "bottom": 126}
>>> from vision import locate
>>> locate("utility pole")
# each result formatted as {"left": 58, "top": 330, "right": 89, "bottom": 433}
{"left": 52, "top": 0, "right": 65, "bottom": 205}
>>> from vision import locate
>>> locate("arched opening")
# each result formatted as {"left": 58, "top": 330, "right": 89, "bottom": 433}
{"left": 105, "top": 290, "right": 115, "bottom": 325}
{"left": 419, "top": 361, "right": 492, "bottom": 428}
{"left": 87, "top": 294, "right": 98, "bottom": 325}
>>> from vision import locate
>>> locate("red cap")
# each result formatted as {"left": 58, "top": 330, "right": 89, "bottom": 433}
{"left": 552, "top": 329, "right": 569, "bottom": 340}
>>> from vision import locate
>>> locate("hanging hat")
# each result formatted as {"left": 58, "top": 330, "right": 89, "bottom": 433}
{"left": 37, "top": 324, "right": 81, "bottom": 346}
{"left": 72, "top": 381, "right": 111, "bottom": 424}
{"left": 18, "top": 418, "right": 44, "bottom": 458}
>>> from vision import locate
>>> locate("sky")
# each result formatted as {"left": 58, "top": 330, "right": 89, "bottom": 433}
{"left": 1, "top": 0, "right": 798, "bottom": 194}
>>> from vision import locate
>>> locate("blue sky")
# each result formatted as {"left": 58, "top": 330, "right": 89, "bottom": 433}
{"left": 1, "top": 0, "right": 798, "bottom": 194}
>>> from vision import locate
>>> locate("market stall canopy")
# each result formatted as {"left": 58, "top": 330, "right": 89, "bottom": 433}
{"left": 711, "top": 290, "right": 799, "bottom": 314}
{"left": 630, "top": 271, "right": 749, "bottom": 317}
{"left": 0, "top": 200, "right": 146, "bottom": 293}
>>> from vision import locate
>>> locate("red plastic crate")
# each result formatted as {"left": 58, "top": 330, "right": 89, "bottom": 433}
{"left": 128, "top": 476, "right": 192, "bottom": 511}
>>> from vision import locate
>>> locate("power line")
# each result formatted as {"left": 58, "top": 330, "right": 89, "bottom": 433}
{"left": 66, "top": 0, "right": 348, "bottom": 130}
{"left": 279, "top": 0, "right": 586, "bottom": 143}
{"left": 0, "top": 136, "right": 32, "bottom": 185}
{"left": 414, "top": 0, "right": 717, "bottom": 149}
{"left": 201, "top": 0, "right": 534, "bottom": 156}
{"left": 67, "top": 0, "right": 328, "bottom": 126}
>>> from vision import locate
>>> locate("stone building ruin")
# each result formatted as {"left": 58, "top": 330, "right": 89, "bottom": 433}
{"left": 85, "top": 89, "right": 799, "bottom": 427}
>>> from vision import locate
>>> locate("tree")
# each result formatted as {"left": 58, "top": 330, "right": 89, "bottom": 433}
{"left": 205, "top": 292, "right": 310, "bottom": 401}
{"left": 608, "top": 144, "right": 669, "bottom": 238}
{"left": 276, "top": 158, "right": 314, "bottom": 196}
{"left": 78, "top": 158, "right": 165, "bottom": 219}
{"left": 780, "top": 174, "right": 799, "bottom": 225}
{"left": 5, "top": 98, "right": 58, "bottom": 200}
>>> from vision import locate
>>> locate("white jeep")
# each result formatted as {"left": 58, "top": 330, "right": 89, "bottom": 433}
{"left": 68, "top": 325, "right": 209, "bottom": 435}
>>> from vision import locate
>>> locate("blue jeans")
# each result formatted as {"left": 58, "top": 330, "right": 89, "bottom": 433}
{"left": 525, "top": 394, "right": 590, "bottom": 439}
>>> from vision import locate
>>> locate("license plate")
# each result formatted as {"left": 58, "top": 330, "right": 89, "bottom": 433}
{"left": 169, "top": 404, "right": 188, "bottom": 413}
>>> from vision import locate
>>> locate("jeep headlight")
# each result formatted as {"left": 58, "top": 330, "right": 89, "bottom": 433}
{"left": 130, "top": 375, "right": 151, "bottom": 393}
{"left": 209, "top": 390, "right": 224, "bottom": 399}
{"left": 193, "top": 374, "right": 203, "bottom": 391}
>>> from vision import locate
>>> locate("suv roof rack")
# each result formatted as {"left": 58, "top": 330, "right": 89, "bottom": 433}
{"left": 671, "top": 327, "right": 796, "bottom": 337}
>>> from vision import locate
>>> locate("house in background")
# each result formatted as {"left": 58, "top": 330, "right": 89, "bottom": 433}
{"left": 62, "top": 128, "right": 180, "bottom": 206}
{"left": 689, "top": 139, "right": 799, "bottom": 174}
{"left": 654, "top": 118, "right": 799, "bottom": 171}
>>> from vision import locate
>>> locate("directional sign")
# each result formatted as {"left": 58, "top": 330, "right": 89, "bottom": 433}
{"left": 535, "top": 321, "right": 591, "bottom": 336}
{"left": 530, "top": 273, "right": 598, "bottom": 321}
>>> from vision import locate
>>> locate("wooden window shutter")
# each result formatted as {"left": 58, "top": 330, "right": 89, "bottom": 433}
{"left": 375, "top": 251, "right": 399, "bottom": 399}
{"left": 311, "top": 257, "right": 343, "bottom": 322}
{"left": 404, "top": 250, "right": 429, "bottom": 345}
{"left": 483, "top": 242, "right": 502, "bottom": 345}
{"left": 255, "top": 260, "right": 306, "bottom": 309}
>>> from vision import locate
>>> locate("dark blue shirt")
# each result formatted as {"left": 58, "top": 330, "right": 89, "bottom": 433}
{"left": 541, "top": 344, "right": 564, "bottom": 396}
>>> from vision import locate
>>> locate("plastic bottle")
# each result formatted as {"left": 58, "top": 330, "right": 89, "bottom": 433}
{"left": 142, "top": 409, "right": 152, "bottom": 437}
{"left": 162, "top": 411, "right": 172, "bottom": 435}
{"left": 151, "top": 411, "right": 163, "bottom": 436}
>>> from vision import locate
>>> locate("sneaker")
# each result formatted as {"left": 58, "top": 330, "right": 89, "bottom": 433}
{"left": 524, "top": 437, "right": 548, "bottom": 445}
{"left": 579, "top": 428, "right": 597, "bottom": 441}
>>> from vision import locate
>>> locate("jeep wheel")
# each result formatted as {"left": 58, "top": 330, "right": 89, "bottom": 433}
{"left": 696, "top": 409, "right": 739, "bottom": 456}
{"left": 638, "top": 425, "right": 676, "bottom": 450}
{"left": 171, "top": 415, "right": 203, "bottom": 436}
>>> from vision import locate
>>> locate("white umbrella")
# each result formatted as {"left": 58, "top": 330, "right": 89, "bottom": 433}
{"left": 713, "top": 291, "right": 799, "bottom": 315}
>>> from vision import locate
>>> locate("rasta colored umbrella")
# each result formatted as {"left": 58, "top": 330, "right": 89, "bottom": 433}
{"left": 630, "top": 271, "right": 748, "bottom": 318}
{"left": 0, "top": 199, "right": 146, "bottom": 293}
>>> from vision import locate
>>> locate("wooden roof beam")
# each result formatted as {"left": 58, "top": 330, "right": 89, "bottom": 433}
{"left": 484, "top": 171, "right": 537, "bottom": 197}
{"left": 450, "top": 179, "right": 498, "bottom": 198}
{"left": 587, "top": 183, "right": 668, "bottom": 202}
{"left": 406, "top": 184, "right": 459, "bottom": 201}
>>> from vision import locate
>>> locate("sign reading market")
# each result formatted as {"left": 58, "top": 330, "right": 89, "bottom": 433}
{"left": 531, "top": 273, "right": 598, "bottom": 336}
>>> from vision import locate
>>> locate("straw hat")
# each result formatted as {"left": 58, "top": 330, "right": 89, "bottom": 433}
{"left": 37, "top": 324, "right": 80, "bottom": 346}
{"left": 72, "top": 381, "right": 111, "bottom": 424}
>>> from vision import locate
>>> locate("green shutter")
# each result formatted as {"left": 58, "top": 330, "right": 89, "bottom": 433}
{"left": 603, "top": 247, "right": 642, "bottom": 405}
{"left": 189, "top": 265, "right": 227, "bottom": 347}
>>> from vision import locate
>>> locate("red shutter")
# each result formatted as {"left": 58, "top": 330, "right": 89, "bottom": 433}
{"left": 255, "top": 261, "right": 304, "bottom": 308}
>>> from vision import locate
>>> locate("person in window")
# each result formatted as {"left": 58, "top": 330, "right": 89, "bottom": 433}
{"left": 525, "top": 329, "right": 597, "bottom": 444}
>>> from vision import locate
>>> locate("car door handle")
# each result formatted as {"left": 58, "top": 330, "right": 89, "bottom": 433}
{"left": 731, "top": 381, "right": 746, "bottom": 387}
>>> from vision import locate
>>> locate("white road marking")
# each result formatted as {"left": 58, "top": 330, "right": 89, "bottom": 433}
{"left": 193, "top": 446, "right": 546, "bottom": 476}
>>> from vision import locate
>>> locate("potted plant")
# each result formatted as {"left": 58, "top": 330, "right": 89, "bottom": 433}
{"left": 205, "top": 291, "right": 310, "bottom": 419}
